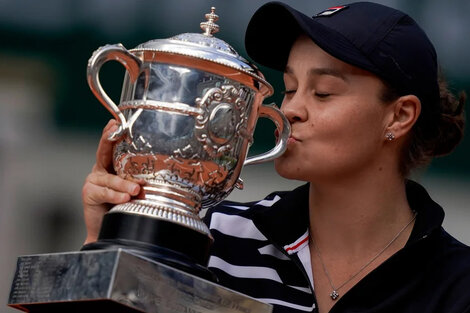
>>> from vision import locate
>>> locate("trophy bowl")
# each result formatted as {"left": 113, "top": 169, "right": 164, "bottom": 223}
{"left": 82, "top": 8, "right": 290, "bottom": 280}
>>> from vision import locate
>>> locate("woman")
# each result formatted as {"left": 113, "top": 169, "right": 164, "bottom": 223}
{"left": 82, "top": 2, "right": 470, "bottom": 312}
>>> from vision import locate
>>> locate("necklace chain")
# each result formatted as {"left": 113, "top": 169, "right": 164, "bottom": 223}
{"left": 311, "top": 211, "right": 417, "bottom": 301}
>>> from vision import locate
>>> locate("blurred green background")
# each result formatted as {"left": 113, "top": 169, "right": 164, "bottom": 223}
{"left": 2, "top": 0, "right": 469, "bottom": 171}
{"left": 1, "top": 1, "right": 469, "bottom": 311}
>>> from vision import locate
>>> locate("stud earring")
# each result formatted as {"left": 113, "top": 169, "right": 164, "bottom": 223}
{"left": 385, "top": 132, "right": 395, "bottom": 141}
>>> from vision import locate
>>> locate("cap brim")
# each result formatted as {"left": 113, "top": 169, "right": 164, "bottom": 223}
{"left": 245, "top": 1, "right": 380, "bottom": 74}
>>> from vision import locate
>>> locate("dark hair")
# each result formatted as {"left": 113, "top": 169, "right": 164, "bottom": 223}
{"left": 381, "top": 71, "right": 466, "bottom": 176}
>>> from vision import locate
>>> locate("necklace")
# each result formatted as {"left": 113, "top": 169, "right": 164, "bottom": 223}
{"left": 311, "top": 211, "right": 417, "bottom": 301}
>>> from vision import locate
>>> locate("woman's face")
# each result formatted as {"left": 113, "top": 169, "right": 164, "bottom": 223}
{"left": 274, "top": 35, "right": 392, "bottom": 182}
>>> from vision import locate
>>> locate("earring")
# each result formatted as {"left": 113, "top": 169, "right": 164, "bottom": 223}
{"left": 385, "top": 132, "right": 395, "bottom": 141}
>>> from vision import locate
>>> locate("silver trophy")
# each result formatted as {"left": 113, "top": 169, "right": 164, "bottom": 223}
{"left": 82, "top": 7, "right": 290, "bottom": 278}
{"left": 8, "top": 8, "right": 284, "bottom": 312}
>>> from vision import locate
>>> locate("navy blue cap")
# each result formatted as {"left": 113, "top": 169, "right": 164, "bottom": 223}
{"left": 245, "top": 1, "right": 439, "bottom": 107}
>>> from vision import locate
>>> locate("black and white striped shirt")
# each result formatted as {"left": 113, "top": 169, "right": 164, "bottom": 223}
{"left": 204, "top": 183, "right": 316, "bottom": 312}
{"left": 203, "top": 181, "right": 470, "bottom": 313}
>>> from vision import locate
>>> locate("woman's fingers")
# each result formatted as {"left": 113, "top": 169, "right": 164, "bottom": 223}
{"left": 90, "top": 171, "right": 140, "bottom": 195}
{"left": 85, "top": 182, "right": 131, "bottom": 205}
{"left": 95, "top": 119, "right": 119, "bottom": 173}
{"left": 82, "top": 119, "right": 146, "bottom": 245}
{"left": 83, "top": 172, "right": 141, "bottom": 205}
{"left": 82, "top": 172, "right": 139, "bottom": 245}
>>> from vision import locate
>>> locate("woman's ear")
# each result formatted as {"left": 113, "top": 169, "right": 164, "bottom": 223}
{"left": 385, "top": 95, "right": 421, "bottom": 140}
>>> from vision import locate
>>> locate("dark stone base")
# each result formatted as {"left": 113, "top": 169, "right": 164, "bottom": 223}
{"left": 11, "top": 300, "right": 142, "bottom": 313}
{"left": 81, "top": 212, "right": 215, "bottom": 281}
{"left": 8, "top": 249, "right": 272, "bottom": 313}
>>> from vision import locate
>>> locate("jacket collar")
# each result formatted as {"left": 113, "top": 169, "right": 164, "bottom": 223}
{"left": 251, "top": 180, "right": 445, "bottom": 254}
{"left": 251, "top": 183, "right": 311, "bottom": 253}
{"left": 405, "top": 179, "right": 445, "bottom": 243}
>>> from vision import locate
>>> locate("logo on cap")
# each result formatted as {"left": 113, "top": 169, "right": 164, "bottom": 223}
{"left": 314, "top": 5, "right": 348, "bottom": 17}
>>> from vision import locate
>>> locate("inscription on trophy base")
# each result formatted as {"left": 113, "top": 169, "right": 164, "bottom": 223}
{"left": 8, "top": 249, "right": 272, "bottom": 313}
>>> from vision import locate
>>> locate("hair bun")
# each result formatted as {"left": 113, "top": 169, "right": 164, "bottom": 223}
{"left": 431, "top": 84, "right": 466, "bottom": 156}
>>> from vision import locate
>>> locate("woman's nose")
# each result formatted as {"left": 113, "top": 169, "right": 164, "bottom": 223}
{"left": 281, "top": 96, "right": 307, "bottom": 123}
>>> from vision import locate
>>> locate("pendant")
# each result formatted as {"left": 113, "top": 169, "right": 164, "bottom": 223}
{"left": 330, "top": 290, "right": 339, "bottom": 300}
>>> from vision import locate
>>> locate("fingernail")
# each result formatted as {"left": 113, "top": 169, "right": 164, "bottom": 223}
{"left": 129, "top": 184, "right": 139, "bottom": 194}
{"left": 108, "top": 124, "right": 118, "bottom": 133}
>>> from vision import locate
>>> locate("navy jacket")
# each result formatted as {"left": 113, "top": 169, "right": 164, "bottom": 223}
{"left": 204, "top": 181, "right": 470, "bottom": 312}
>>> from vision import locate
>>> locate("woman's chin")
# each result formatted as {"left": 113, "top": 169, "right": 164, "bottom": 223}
{"left": 274, "top": 159, "right": 305, "bottom": 181}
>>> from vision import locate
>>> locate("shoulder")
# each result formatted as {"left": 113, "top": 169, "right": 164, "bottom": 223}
{"left": 202, "top": 189, "right": 290, "bottom": 224}
{"left": 202, "top": 190, "right": 290, "bottom": 278}
{"left": 435, "top": 229, "right": 470, "bottom": 272}
{"left": 202, "top": 190, "right": 289, "bottom": 243}
{"left": 201, "top": 188, "right": 299, "bottom": 262}
{"left": 423, "top": 229, "right": 470, "bottom": 310}
{"left": 202, "top": 183, "right": 310, "bottom": 245}
{"left": 201, "top": 188, "right": 316, "bottom": 311}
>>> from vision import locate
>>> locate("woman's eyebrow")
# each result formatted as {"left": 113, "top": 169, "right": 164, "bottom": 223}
{"left": 284, "top": 65, "right": 347, "bottom": 82}
{"left": 308, "top": 67, "right": 347, "bottom": 82}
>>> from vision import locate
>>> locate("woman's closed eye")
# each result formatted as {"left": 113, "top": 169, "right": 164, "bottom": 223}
{"left": 314, "top": 92, "right": 331, "bottom": 99}
{"left": 282, "top": 89, "right": 296, "bottom": 95}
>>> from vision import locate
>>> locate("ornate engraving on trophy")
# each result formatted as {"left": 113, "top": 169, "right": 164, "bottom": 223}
{"left": 114, "top": 153, "right": 228, "bottom": 189}
{"left": 195, "top": 85, "right": 251, "bottom": 158}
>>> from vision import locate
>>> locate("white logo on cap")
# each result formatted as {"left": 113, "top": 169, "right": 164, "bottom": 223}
{"left": 315, "top": 5, "right": 348, "bottom": 17}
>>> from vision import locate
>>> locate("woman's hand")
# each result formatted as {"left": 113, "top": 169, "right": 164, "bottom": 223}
{"left": 81, "top": 120, "right": 142, "bottom": 245}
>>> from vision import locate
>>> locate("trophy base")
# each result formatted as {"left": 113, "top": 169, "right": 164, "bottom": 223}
{"left": 81, "top": 211, "right": 215, "bottom": 281}
{"left": 10, "top": 300, "right": 142, "bottom": 313}
{"left": 8, "top": 249, "right": 273, "bottom": 313}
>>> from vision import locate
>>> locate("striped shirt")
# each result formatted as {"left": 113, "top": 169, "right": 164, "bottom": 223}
{"left": 203, "top": 181, "right": 470, "bottom": 313}
{"left": 204, "top": 183, "right": 316, "bottom": 312}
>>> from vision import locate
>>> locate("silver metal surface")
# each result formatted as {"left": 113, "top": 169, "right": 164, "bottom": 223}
{"left": 86, "top": 7, "right": 290, "bottom": 238}
{"left": 200, "top": 7, "right": 219, "bottom": 36}
{"left": 131, "top": 7, "right": 268, "bottom": 89}
{"left": 8, "top": 249, "right": 273, "bottom": 313}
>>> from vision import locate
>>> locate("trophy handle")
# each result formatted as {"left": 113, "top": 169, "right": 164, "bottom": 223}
{"left": 244, "top": 103, "right": 291, "bottom": 166}
{"left": 87, "top": 43, "right": 142, "bottom": 140}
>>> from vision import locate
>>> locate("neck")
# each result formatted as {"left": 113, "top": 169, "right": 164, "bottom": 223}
{"left": 308, "top": 167, "right": 413, "bottom": 257}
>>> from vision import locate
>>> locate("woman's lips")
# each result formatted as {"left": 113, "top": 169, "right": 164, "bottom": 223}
{"left": 287, "top": 136, "right": 299, "bottom": 145}
{"left": 274, "top": 129, "right": 299, "bottom": 144}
